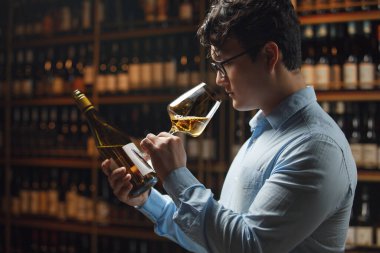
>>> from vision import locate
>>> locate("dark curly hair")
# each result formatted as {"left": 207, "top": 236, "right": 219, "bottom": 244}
{"left": 197, "top": 0, "right": 301, "bottom": 70}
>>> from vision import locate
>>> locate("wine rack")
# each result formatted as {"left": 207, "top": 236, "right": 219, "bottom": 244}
{"left": 1, "top": 0, "right": 380, "bottom": 252}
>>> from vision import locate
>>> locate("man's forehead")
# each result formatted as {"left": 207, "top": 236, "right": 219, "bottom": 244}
{"left": 210, "top": 38, "right": 241, "bottom": 59}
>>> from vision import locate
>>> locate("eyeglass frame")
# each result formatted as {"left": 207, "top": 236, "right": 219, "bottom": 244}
{"left": 210, "top": 47, "right": 258, "bottom": 78}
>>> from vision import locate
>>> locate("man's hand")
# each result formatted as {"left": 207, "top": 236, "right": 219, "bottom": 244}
{"left": 101, "top": 159, "right": 149, "bottom": 207}
{"left": 140, "top": 132, "right": 187, "bottom": 182}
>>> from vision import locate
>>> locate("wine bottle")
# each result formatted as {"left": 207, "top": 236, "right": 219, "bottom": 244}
{"left": 314, "top": 24, "right": 330, "bottom": 90}
{"left": 72, "top": 90, "right": 158, "bottom": 197}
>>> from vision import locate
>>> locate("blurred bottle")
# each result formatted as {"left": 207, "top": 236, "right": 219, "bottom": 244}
{"left": 164, "top": 36, "right": 177, "bottom": 92}
{"left": 177, "top": 35, "right": 191, "bottom": 91}
{"left": 105, "top": 43, "right": 119, "bottom": 95}
{"left": 301, "top": 25, "right": 315, "bottom": 87}
{"left": 179, "top": 0, "right": 193, "bottom": 23}
{"left": 329, "top": 24, "right": 343, "bottom": 90}
{"left": 22, "top": 49, "right": 34, "bottom": 97}
{"left": 96, "top": 45, "right": 108, "bottom": 95}
{"left": 362, "top": 103, "right": 378, "bottom": 170}
{"left": 140, "top": 38, "right": 153, "bottom": 92}
{"left": 343, "top": 22, "right": 359, "bottom": 90}
{"left": 48, "top": 169, "right": 59, "bottom": 218}
{"left": 152, "top": 37, "right": 165, "bottom": 91}
{"left": 349, "top": 103, "right": 364, "bottom": 168}
{"left": 117, "top": 41, "right": 130, "bottom": 94}
{"left": 314, "top": 24, "right": 330, "bottom": 90}
{"left": 355, "top": 185, "right": 374, "bottom": 246}
{"left": 83, "top": 44, "right": 95, "bottom": 94}
{"left": 359, "top": 21, "right": 376, "bottom": 90}
{"left": 129, "top": 40, "right": 142, "bottom": 93}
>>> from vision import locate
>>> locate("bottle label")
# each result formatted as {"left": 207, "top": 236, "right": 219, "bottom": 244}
{"left": 330, "top": 64, "right": 342, "bottom": 89}
{"left": 343, "top": 63, "right": 358, "bottom": 88}
{"left": 84, "top": 65, "right": 95, "bottom": 85}
{"left": 122, "top": 143, "right": 155, "bottom": 176}
{"left": 48, "top": 190, "right": 59, "bottom": 216}
{"left": 140, "top": 63, "right": 152, "bottom": 89}
{"left": 129, "top": 64, "right": 140, "bottom": 90}
{"left": 105, "top": 74, "right": 117, "bottom": 93}
{"left": 117, "top": 73, "right": 129, "bottom": 92}
{"left": 96, "top": 74, "right": 106, "bottom": 94}
{"left": 315, "top": 64, "right": 330, "bottom": 90}
{"left": 301, "top": 64, "right": 315, "bottom": 86}
{"left": 359, "top": 62, "right": 375, "bottom": 88}
{"left": 362, "top": 144, "right": 377, "bottom": 169}
{"left": 356, "top": 226, "right": 373, "bottom": 246}
{"left": 346, "top": 226, "right": 355, "bottom": 246}
{"left": 377, "top": 227, "right": 380, "bottom": 247}
{"left": 152, "top": 62, "right": 164, "bottom": 88}
{"left": 350, "top": 143, "right": 363, "bottom": 167}
{"left": 164, "top": 61, "right": 176, "bottom": 87}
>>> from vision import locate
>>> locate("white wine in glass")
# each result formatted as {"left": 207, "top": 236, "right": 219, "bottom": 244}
{"left": 168, "top": 82, "right": 222, "bottom": 137}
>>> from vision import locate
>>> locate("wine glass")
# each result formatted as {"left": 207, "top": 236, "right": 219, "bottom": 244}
{"left": 168, "top": 82, "right": 222, "bottom": 137}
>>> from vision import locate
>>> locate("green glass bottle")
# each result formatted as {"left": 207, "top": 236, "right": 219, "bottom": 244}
{"left": 72, "top": 90, "right": 157, "bottom": 197}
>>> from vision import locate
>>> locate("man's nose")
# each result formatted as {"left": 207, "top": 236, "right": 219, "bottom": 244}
{"left": 215, "top": 71, "right": 228, "bottom": 87}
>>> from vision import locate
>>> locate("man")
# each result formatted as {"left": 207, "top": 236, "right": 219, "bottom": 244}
{"left": 102, "top": 0, "right": 357, "bottom": 252}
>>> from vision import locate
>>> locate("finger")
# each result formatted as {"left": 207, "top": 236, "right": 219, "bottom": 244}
{"left": 109, "top": 167, "right": 127, "bottom": 182}
{"left": 101, "top": 159, "right": 111, "bottom": 176}
{"left": 108, "top": 167, "right": 127, "bottom": 189}
{"left": 140, "top": 137, "right": 156, "bottom": 153}
{"left": 113, "top": 174, "right": 132, "bottom": 196}
{"left": 115, "top": 175, "right": 134, "bottom": 197}
{"left": 157, "top": 132, "right": 173, "bottom": 137}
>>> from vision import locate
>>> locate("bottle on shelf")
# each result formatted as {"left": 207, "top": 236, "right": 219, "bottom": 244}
{"left": 376, "top": 24, "right": 380, "bottom": 87}
{"left": 152, "top": 37, "right": 165, "bottom": 91}
{"left": 179, "top": 0, "right": 193, "bottom": 23}
{"left": 343, "top": 22, "right": 359, "bottom": 90}
{"left": 329, "top": 24, "right": 343, "bottom": 90}
{"left": 72, "top": 44, "right": 86, "bottom": 92}
{"left": 140, "top": 38, "right": 153, "bottom": 92}
{"left": 362, "top": 103, "right": 378, "bottom": 170}
{"left": 83, "top": 44, "right": 95, "bottom": 94}
{"left": 301, "top": 25, "right": 316, "bottom": 87}
{"left": 348, "top": 103, "right": 364, "bottom": 168}
{"left": 355, "top": 184, "right": 374, "bottom": 246}
{"left": 177, "top": 35, "right": 191, "bottom": 91}
{"left": 359, "top": 21, "right": 376, "bottom": 90}
{"left": 116, "top": 41, "right": 130, "bottom": 94}
{"left": 129, "top": 39, "right": 142, "bottom": 93}
{"left": 163, "top": 35, "right": 177, "bottom": 93}
{"left": 314, "top": 24, "right": 330, "bottom": 90}
{"left": 105, "top": 42, "right": 119, "bottom": 95}
{"left": 96, "top": 44, "right": 108, "bottom": 95}
{"left": 73, "top": 90, "right": 158, "bottom": 197}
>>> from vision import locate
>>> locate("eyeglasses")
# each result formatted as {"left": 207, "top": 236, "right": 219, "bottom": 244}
{"left": 210, "top": 48, "right": 253, "bottom": 78}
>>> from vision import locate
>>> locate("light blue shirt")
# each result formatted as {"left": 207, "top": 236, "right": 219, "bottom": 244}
{"left": 139, "top": 86, "right": 357, "bottom": 253}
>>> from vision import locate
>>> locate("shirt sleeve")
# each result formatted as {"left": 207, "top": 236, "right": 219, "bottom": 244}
{"left": 163, "top": 134, "right": 355, "bottom": 253}
{"left": 138, "top": 188, "right": 208, "bottom": 253}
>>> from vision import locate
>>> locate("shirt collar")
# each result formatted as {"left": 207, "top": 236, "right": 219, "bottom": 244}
{"left": 249, "top": 86, "right": 317, "bottom": 131}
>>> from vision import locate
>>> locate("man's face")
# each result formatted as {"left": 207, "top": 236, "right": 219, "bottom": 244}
{"left": 211, "top": 38, "right": 269, "bottom": 111}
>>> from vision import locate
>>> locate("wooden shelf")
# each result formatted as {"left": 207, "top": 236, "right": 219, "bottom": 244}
{"left": 11, "top": 89, "right": 380, "bottom": 106}
{"left": 11, "top": 219, "right": 93, "bottom": 234}
{"left": 358, "top": 170, "right": 380, "bottom": 183}
{"left": 12, "top": 25, "right": 197, "bottom": 48}
{"left": 99, "top": 94, "right": 176, "bottom": 104}
{"left": 13, "top": 34, "right": 94, "bottom": 48}
{"left": 300, "top": 10, "right": 380, "bottom": 24}
{"left": 12, "top": 97, "right": 75, "bottom": 106}
{"left": 10, "top": 218, "right": 160, "bottom": 240}
{"left": 101, "top": 25, "right": 197, "bottom": 41}
{"left": 316, "top": 90, "right": 380, "bottom": 102}
{"left": 96, "top": 226, "right": 161, "bottom": 241}
{"left": 10, "top": 157, "right": 93, "bottom": 169}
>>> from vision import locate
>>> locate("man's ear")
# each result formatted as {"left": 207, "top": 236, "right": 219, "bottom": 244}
{"left": 263, "top": 41, "right": 279, "bottom": 73}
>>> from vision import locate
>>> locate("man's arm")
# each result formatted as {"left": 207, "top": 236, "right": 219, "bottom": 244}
{"left": 163, "top": 135, "right": 354, "bottom": 253}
